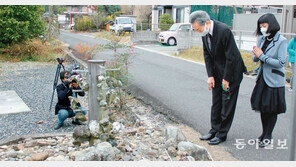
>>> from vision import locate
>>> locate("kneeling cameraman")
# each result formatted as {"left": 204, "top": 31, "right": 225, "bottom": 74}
{"left": 54, "top": 71, "right": 86, "bottom": 130}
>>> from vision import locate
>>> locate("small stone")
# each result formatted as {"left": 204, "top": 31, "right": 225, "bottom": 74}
{"left": 163, "top": 126, "right": 186, "bottom": 142}
{"left": 89, "top": 120, "right": 101, "bottom": 138}
{"left": 146, "top": 130, "right": 153, "bottom": 135}
{"left": 23, "top": 148, "right": 35, "bottom": 154}
{"left": 125, "top": 146, "right": 132, "bottom": 152}
{"left": 122, "top": 155, "right": 132, "bottom": 161}
{"left": 162, "top": 155, "right": 169, "bottom": 161}
{"left": 25, "top": 141, "right": 38, "bottom": 148}
{"left": 176, "top": 156, "right": 181, "bottom": 161}
{"left": 177, "top": 141, "right": 210, "bottom": 161}
{"left": 112, "top": 122, "right": 124, "bottom": 133}
{"left": 13, "top": 144, "right": 24, "bottom": 151}
{"left": 126, "top": 129, "right": 137, "bottom": 136}
{"left": 177, "top": 150, "right": 188, "bottom": 156}
{"left": 165, "top": 138, "right": 178, "bottom": 148}
{"left": 47, "top": 155, "right": 69, "bottom": 161}
{"left": 138, "top": 126, "right": 146, "bottom": 133}
{"left": 129, "top": 143, "right": 137, "bottom": 149}
{"left": 99, "top": 118, "right": 109, "bottom": 126}
{"left": 136, "top": 155, "right": 142, "bottom": 159}
{"left": 30, "top": 152, "right": 49, "bottom": 161}
{"left": 167, "top": 146, "right": 177, "bottom": 157}
{"left": 6, "top": 150, "right": 17, "bottom": 158}
{"left": 99, "top": 133, "right": 109, "bottom": 142}
{"left": 115, "top": 136, "right": 122, "bottom": 140}
{"left": 0, "top": 145, "right": 8, "bottom": 150}
{"left": 184, "top": 156, "right": 195, "bottom": 161}
{"left": 132, "top": 150, "right": 139, "bottom": 156}
{"left": 117, "top": 142, "right": 125, "bottom": 148}
{"left": 73, "top": 126, "right": 91, "bottom": 139}
{"left": 146, "top": 150, "right": 158, "bottom": 158}
{"left": 68, "top": 147, "right": 75, "bottom": 152}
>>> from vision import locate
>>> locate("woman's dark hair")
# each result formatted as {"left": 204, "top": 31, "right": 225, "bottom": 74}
{"left": 256, "top": 13, "right": 280, "bottom": 36}
{"left": 60, "top": 71, "right": 70, "bottom": 81}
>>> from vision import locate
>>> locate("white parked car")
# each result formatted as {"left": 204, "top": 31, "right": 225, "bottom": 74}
{"left": 110, "top": 17, "right": 134, "bottom": 35}
{"left": 158, "top": 23, "right": 192, "bottom": 46}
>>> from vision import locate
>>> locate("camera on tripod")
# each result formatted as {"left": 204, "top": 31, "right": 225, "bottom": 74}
{"left": 57, "top": 58, "right": 64, "bottom": 64}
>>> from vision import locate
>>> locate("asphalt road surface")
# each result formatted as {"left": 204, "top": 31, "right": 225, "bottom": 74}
{"left": 59, "top": 30, "right": 294, "bottom": 161}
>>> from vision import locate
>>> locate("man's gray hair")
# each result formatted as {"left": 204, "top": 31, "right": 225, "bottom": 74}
{"left": 189, "top": 10, "right": 210, "bottom": 25}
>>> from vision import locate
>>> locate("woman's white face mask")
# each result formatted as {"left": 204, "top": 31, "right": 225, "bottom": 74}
{"left": 260, "top": 27, "right": 270, "bottom": 37}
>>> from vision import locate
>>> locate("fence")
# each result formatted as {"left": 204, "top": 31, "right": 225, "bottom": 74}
{"left": 176, "top": 30, "right": 296, "bottom": 52}
{"left": 131, "top": 31, "right": 160, "bottom": 44}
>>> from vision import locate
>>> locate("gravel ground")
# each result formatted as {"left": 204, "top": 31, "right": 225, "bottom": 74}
{"left": 0, "top": 62, "right": 87, "bottom": 141}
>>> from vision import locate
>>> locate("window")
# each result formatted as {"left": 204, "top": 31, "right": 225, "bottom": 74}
{"left": 179, "top": 25, "right": 191, "bottom": 30}
{"left": 169, "top": 23, "right": 179, "bottom": 31}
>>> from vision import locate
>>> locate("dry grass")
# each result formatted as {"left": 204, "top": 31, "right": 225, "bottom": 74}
{"left": 173, "top": 46, "right": 204, "bottom": 62}
{"left": 174, "top": 47, "right": 292, "bottom": 78}
{"left": 0, "top": 38, "right": 68, "bottom": 62}
{"left": 96, "top": 31, "right": 132, "bottom": 45}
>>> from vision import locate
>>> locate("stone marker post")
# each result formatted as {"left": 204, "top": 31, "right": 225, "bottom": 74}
{"left": 87, "top": 60, "right": 106, "bottom": 123}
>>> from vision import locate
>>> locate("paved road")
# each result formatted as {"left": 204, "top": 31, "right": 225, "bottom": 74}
{"left": 59, "top": 30, "right": 294, "bottom": 161}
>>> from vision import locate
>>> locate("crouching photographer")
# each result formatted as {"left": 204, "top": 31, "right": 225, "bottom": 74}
{"left": 54, "top": 70, "right": 87, "bottom": 130}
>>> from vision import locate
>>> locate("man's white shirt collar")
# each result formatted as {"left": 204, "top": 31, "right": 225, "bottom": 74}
{"left": 209, "top": 20, "right": 214, "bottom": 36}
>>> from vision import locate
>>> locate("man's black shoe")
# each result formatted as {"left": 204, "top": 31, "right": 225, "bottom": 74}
{"left": 72, "top": 120, "right": 82, "bottom": 125}
{"left": 208, "top": 137, "right": 226, "bottom": 145}
{"left": 54, "top": 124, "right": 63, "bottom": 130}
{"left": 259, "top": 139, "right": 272, "bottom": 148}
{"left": 199, "top": 133, "right": 216, "bottom": 141}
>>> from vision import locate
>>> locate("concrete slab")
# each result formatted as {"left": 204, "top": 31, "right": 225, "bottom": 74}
{"left": 0, "top": 90, "right": 31, "bottom": 115}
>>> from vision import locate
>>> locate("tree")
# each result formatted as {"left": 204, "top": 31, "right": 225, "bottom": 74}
{"left": 97, "top": 5, "right": 122, "bottom": 16}
{"left": 0, "top": 5, "right": 46, "bottom": 48}
{"left": 91, "top": 13, "right": 105, "bottom": 29}
{"left": 159, "top": 13, "right": 174, "bottom": 31}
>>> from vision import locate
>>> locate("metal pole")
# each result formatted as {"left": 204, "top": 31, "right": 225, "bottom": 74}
{"left": 288, "top": 61, "right": 296, "bottom": 160}
{"left": 238, "top": 31, "right": 242, "bottom": 50}
{"left": 141, "top": 23, "right": 143, "bottom": 31}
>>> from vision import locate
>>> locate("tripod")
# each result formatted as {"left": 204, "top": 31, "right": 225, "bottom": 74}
{"left": 49, "top": 58, "right": 65, "bottom": 112}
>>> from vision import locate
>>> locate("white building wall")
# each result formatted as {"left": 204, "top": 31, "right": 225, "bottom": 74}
{"left": 172, "top": 8, "right": 177, "bottom": 22}
{"left": 184, "top": 7, "right": 191, "bottom": 23}
{"left": 151, "top": 6, "right": 159, "bottom": 31}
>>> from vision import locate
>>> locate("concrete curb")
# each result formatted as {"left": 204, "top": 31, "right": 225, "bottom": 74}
{"left": 65, "top": 52, "right": 88, "bottom": 69}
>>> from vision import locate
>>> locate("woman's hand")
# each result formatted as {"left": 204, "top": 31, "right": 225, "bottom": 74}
{"left": 252, "top": 46, "right": 263, "bottom": 58}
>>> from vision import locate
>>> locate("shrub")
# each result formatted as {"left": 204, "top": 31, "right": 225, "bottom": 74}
{"left": 73, "top": 43, "right": 103, "bottom": 61}
{"left": 0, "top": 5, "right": 46, "bottom": 48}
{"left": 74, "top": 15, "right": 96, "bottom": 31}
{"left": 137, "top": 19, "right": 151, "bottom": 31}
{"left": 159, "top": 13, "right": 174, "bottom": 31}
{"left": 0, "top": 38, "right": 66, "bottom": 62}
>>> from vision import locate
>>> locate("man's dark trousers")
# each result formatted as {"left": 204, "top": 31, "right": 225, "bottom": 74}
{"left": 209, "top": 77, "right": 240, "bottom": 139}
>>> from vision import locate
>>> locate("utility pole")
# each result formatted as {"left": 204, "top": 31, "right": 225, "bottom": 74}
{"left": 288, "top": 62, "right": 296, "bottom": 160}
{"left": 48, "top": 5, "right": 53, "bottom": 40}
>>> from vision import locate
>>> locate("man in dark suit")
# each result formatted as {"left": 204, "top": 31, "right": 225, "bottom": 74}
{"left": 189, "top": 11, "right": 247, "bottom": 145}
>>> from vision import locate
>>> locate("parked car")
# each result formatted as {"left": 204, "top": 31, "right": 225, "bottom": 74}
{"left": 110, "top": 17, "right": 135, "bottom": 35}
{"left": 158, "top": 23, "right": 192, "bottom": 46}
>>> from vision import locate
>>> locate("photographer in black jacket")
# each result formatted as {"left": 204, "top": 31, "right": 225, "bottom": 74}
{"left": 54, "top": 71, "right": 86, "bottom": 130}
